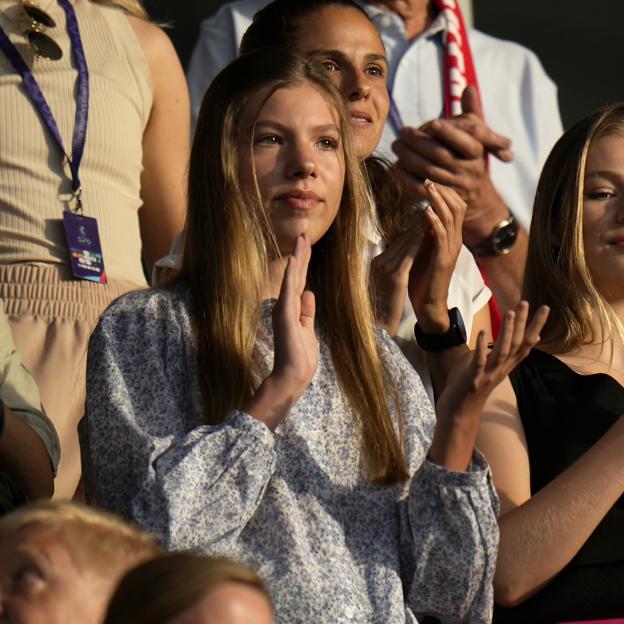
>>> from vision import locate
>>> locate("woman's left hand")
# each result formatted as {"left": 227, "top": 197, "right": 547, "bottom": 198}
{"left": 407, "top": 180, "right": 466, "bottom": 334}
{"left": 371, "top": 180, "right": 465, "bottom": 336}
{"left": 430, "top": 301, "right": 550, "bottom": 471}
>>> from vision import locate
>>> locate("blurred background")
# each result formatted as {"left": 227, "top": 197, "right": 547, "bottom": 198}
{"left": 143, "top": 0, "right": 624, "bottom": 129}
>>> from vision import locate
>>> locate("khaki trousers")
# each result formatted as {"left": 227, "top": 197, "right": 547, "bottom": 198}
{"left": 0, "top": 264, "right": 142, "bottom": 499}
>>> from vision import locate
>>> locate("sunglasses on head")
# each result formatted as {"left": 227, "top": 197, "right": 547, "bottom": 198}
{"left": 22, "top": 2, "right": 62, "bottom": 60}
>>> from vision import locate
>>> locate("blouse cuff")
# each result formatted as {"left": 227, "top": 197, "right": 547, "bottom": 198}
{"left": 419, "top": 448, "right": 492, "bottom": 489}
{"left": 224, "top": 410, "right": 276, "bottom": 449}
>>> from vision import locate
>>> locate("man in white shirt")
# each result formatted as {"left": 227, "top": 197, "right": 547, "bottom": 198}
{"left": 187, "top": 0, "right": 562, "bottom": 312}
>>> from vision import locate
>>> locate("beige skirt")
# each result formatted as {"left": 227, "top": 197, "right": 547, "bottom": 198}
{"left": 0, "top": 264, "right": 143, "bottom": 500}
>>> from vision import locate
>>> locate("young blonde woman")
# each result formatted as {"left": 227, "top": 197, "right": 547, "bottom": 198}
{"left": 81, "top": 48, "right": 547, "bottom": 622}
{"left": 237, "top": 0, "right": 495, "bottom": 403}
{"left": 477, "top": 103, "right": 624, "bottom": 622}
{"left": 0, "top": 0, "right": 189, "bottom": 498}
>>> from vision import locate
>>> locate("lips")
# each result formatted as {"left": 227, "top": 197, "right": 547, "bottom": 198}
{"left": 276, "top": 190, "right": 322, "bottom": 209}
{"left": 605, "top": 230, "right": 624, "bottom": 245}
{"left": 349, "top": 109, "right": 373, "bottom": 125}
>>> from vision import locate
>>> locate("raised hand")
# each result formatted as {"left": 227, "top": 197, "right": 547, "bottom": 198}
{"left": 243, "top": 234, "right": 318, "bottom": 430}
{"left": 371, "top": 181, "right": 465, "bottom": 336}
{"left": 407, "top": 181, "right": 466, "bottom": 333}
{"left": 391, "top": 86, "right": 512, "bottom": 247}
{"left": 370, "top": 210, "right": 428, "bottom": 336}
{"left": 271, "top": 233, "right": 318, "bottom": 394}
{"left": 430, "top": 302, "right": 550, "bottom": 471}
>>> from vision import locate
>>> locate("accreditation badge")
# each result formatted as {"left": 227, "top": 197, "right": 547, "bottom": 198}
{"left": 62, "top": 211, "right": 107, "bottom": 284}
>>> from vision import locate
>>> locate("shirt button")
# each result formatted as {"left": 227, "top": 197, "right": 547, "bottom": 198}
{"left": 344, "top": 606, "right": 355, "bottom": 619}
{"left": 378, "top": 14, "right": 392, "bottom": 29}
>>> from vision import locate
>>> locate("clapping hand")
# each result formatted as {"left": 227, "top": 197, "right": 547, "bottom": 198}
{"left": 271, "top": 233, "right": 318, "bottom": 395}
{"left": 243, "top": 234, "right": 318, "bottom": 430}
{"left": 371, "top": 180, "right": 466, "bottom": 336}
{"left": 392, "top": 86, "right": 511, "bottom": 247}
{"left": 430, "top": 302, "right": 550, "bottom": 470}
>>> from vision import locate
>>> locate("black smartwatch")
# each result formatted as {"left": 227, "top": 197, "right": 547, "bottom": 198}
{"left": 469, "top": 211, "right": 518, "bottom": 257}
{"left": 414, "top": 307, "right": 467, "bottom": 352}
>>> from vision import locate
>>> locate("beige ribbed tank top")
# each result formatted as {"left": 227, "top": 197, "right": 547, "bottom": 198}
{"left": 0, "top": 0, "right": 152, "bottom": 285}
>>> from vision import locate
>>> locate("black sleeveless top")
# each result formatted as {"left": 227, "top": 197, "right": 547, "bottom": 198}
{"left": 493, "top": 349, "right": 624, "bottom": 623}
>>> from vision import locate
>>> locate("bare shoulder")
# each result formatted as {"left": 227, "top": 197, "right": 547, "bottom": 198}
{"left": 125, "top": 15, "right": 179, "bottom": 69}
{"left": 124, "top": 15, "right": 188, "bottom": 113}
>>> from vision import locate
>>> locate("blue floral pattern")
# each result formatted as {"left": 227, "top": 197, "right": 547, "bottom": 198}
{"left": 81, "top": 285, "right": 499, "bottom": 623}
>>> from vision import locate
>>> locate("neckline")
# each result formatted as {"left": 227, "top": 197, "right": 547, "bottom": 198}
{"left": 531, "top": 348, "right": 624, "bottom": 392}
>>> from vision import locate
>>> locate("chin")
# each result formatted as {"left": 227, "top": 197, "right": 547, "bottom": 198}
{"left": 352, "top": 130, "right": 378, "bottom": 161}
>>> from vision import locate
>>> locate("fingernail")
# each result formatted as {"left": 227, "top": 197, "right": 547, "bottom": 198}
{"left": 431, "top": 120, "right": 442, "bottom": 130}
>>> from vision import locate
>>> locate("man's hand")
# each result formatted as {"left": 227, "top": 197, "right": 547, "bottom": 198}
{"left": 391, "top": 86, "right": 512, "bottom": 246}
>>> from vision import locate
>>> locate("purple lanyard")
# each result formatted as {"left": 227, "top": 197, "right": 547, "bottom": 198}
{"left": 0, "top": 0, "right": 89, "bottom": 208}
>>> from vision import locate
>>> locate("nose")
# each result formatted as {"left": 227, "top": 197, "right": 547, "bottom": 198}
{"left": 616, "top": 198, "right": 624, "bottom": 223}
{"left": 343, "top": 68, "right": 371, "bottom": 102}
{"left": 285, "top": 143, "right": 317, "bottom": 180}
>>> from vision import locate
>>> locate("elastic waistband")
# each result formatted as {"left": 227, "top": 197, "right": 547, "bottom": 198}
{"left": 0, "top": 264, "right": 142, "bottom": 320}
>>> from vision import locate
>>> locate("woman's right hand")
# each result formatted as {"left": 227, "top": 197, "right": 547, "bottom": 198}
{"left": 243, "top": 234, "right": 318, "bottom": 430}
{"left": 271, "top": 233, "right": 318, "bottom": 395}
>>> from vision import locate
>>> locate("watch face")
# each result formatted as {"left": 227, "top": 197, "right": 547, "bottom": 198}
{"left": 492, "top": 220, "right": 518, "bottom": 255}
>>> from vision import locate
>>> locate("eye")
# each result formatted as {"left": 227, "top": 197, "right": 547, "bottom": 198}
{"left": 316, "top": 137, "right": 338, "bottom": 150}
{"left": 255, "top": 134, "right": 282, "bottom": 146}
{"left": 586, "top": 190, "right": 616, "bottom": 200}
{"left": 13, "top": 565, "right": 45, "bottom": 596}
{"left": 319, "top": 59, "right": 339, "bottom": 72}
{"left": 365, "top": 65, "right": 384, "bottom": 78}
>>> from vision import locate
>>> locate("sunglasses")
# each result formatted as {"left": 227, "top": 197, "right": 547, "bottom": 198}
{"left": 22, "top": 2, "right": 62, "bottom": 60}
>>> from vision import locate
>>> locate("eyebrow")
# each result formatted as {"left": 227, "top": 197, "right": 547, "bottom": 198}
{"left": 585, "top": 170, "right": 624, "bottom": 182}
{"left": 253, "top": 121, "right": 341, "bottom": 135}
{"left": 308, "top": 49, "right": 388, "bottom": 66}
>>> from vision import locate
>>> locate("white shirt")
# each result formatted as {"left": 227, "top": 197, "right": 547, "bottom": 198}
{"left": 366, "top": 6, "right": 563, "bottom": 230}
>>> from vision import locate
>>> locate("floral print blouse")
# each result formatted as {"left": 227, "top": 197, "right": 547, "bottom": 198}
{"left": 80, "top": 285, "right": 499, "bottom": 623}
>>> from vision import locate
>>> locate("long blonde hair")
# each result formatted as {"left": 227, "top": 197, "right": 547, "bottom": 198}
{"left": 90, "top": 0, "right": 148, "bottom": 19}
{"left": 524, "top": 102, "right": 624, "bottom": 354}
{"left": 178, "top": 47, "right": 407, "bottom": 484}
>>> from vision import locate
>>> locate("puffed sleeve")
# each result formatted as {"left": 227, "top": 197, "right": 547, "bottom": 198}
{"left": 378, "top": 331, "right": 499, "bottom": 623}
{"left": 80, "top": 289, "right": 277, "bottom": 551}
{"left": 401, "top": 453, "right": 500, "bottom": 623}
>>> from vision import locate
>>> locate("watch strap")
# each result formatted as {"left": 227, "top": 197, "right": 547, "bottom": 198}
{"left": 469, "top": 211, "right": 518, "bottom": 257}
{"left": 414, "top": 307, "right": 468, "bottom": 352}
